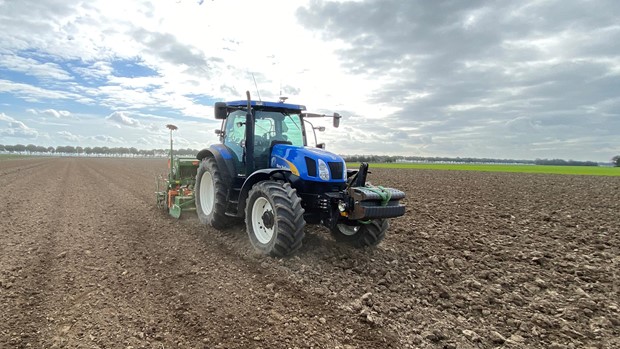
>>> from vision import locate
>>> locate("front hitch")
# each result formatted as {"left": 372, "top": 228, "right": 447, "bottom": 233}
{"left": 342, "top": 162, "right": 406, "bottom": 221}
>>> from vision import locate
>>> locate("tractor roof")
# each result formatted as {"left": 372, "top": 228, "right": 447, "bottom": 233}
{"left": 225, "top": 100, "right": 306, "bottom": 112}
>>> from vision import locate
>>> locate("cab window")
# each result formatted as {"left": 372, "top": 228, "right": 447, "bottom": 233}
{"left": 224, "top": 110, "right": 246, "bottom": 174}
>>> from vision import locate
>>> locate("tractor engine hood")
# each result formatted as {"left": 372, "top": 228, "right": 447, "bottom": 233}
{"left": 270, "top": 144, "right": 346, "bottom": 183}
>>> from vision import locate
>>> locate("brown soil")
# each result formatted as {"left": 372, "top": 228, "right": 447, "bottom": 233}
{"left": 1, "top": 158, "right": 618, "bottom": 349}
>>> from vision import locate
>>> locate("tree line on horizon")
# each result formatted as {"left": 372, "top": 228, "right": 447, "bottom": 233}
{"left": 1, "top": 143, "right": 617, "bottom": 167}
{"left": 341, "top": 155, "right": 606, "bottom": 167}
{"left": 0, "top": 143, "right": 197, "bottom": 157}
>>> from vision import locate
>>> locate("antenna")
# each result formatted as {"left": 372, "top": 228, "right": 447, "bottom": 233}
{"left": 251, "top": 73, "right": 261, "bottom": 102}
{"left": 166, "top": 124, "right": 177, "bottom": 177}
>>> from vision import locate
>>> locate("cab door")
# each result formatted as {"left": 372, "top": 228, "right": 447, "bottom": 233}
{"left": 223, "top": 110, "right": 246, "bottom": 175}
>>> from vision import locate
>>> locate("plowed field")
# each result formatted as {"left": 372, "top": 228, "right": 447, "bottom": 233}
{"left": 1, "top": 158, "right": 618, "bottom": 349}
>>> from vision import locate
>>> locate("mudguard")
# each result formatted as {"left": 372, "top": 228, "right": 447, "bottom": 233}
{"left": 237, "top": 168, "right": 291, "bottom": 214}
{"left": 196, "top": 144, "right": 236, "bottom": 180}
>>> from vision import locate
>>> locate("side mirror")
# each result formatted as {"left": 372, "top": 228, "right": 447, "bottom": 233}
{"left": 315, "top": 126, "right": 326, "bottom": 132}
{"left": 215, "top": 129, "right": 223, "bottom": 136}
{"left": 333, "top": 112, "right": 341, "bottom": 128}
{"left": 316, "top": 143, "right": 325, "bottom": 149}
{"left": 214, "top": 102, "right": 228, "bottom": 120}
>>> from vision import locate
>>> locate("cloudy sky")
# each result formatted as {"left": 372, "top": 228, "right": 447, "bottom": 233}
{"left": 0, "top": 0, "right": 618, "bottom": 161}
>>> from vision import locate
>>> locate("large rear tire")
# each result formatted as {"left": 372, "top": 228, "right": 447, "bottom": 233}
{"left": 330, "top": 219, "right": 388, "bottom": 248}
{"left": 245, "top": 181, "right": 305, "bottom": 256}
{"left": 195, "top": 157, "right": 233, "bottom": 230}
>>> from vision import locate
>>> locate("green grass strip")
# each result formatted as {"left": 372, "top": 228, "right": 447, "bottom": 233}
{"left": 348, "top": 163, "right": 620, "bottom": 176}
{"left": 0, "top": 154, "right": 28, "bottom": 161}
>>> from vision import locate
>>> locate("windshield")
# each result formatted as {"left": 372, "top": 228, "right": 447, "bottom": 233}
{"left": 254, "top": 110, "right": 304, "bottom": 147}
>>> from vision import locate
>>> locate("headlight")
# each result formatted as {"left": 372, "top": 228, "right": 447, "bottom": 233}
{"left": 318, "top": 159, "right": 330, "bottom": 180}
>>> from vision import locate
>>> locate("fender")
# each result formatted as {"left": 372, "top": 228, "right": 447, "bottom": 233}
{"left": 196, "top": 144, "right": 236, "bottom": 180}
{"left": 237, "top": 168, "right": 291, "bottom": 214}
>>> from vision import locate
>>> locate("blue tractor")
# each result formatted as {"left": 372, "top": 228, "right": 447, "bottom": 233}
{"left": 193, "top": 92, "right": 406, "bottom": 256}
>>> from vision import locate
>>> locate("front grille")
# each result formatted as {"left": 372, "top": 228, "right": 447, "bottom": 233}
{"left": 328, "top": 162, "right": 344, "bottom": 180}
{"left": 305, "top": 156, "right": 317, "bottom": 177}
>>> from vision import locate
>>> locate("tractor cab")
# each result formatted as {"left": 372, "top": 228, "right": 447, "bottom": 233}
{"left": 218, "top": 102, "right": 307, "bottom": 175}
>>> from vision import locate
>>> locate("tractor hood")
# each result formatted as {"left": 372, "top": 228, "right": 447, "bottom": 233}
{"left": 270, "top": 144, "right": 346, "bottom": 183}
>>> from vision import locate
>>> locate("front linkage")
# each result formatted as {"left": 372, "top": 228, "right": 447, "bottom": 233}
{"left": 322, "top": 162, "right": 405, "bottom": 229}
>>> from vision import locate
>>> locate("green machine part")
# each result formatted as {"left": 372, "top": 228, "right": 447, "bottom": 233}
{"left": 169, "top": 204, "right": 182, "bottom": 219}
{"left": 169, "top": 194, "right": 195, "bottom": 219}
{"left": 166, "top": 157, "right": 199, "bottom": 219}
{"left": 171, "top": 157, "right": 200, "bottom": 183}
{"left": 158, "top": 124, "right": 200, "bottom": 219}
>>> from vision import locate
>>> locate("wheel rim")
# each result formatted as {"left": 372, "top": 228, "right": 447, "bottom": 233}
{"left": 199, "top": 171, "right": 214, "bottom": 215}
{"left": 338, "top": 224, "right": 360, "bottom": 236}
{"left": 252, "top": 197, "right": 275, "bottom": 244}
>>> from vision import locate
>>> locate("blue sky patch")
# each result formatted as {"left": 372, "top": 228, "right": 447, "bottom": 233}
{"left": 0, "top": 67, "right": 44, "bottom": 86}
{"left": 186, "top": 94, "right": 219, "bottom": 105}
{"left": 111, "top": 59, "right": 158, "bottom": 78}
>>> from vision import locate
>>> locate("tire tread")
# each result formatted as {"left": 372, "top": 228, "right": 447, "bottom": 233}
{"left": 246, "top": 181, "right": 305, "bottom": 256}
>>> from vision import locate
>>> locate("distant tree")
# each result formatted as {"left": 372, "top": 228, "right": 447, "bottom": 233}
{"left": 14, "top": 144, "right": 26, "bottom": 153}
{"left": 613, "top": 155, "right": 620, "bottom": 167}
{"left": 76, "top": 146, "right": 83, "bottom": 154}
{"left": 56, "top": 145, "right": 76, "bottom": 154}
{"left": 535, "top": 158, "right": 598, "bottom": 166}
{"left": 47, "top": 146, "right": 55, "bottom": 154}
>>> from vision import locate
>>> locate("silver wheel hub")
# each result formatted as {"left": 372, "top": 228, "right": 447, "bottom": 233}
{"left": 199, "top": 171, "right": 214, "bottom": 215}
{"left": 338, "top": 224, "right": 360, "bottom": 236}
{"left": 252, "top": 197, "right": 275, "bottom": 244}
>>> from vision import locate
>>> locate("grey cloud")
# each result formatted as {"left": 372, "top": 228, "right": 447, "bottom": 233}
{"left": 0, "top": 113, "right": 39, "bottom": 138}
{"left": 105, "top": 111, "right": 142, "bottom": 128}
{"left": 297, "top": 0, "right": 620, "bottom": 160}
{"left": 92, "top": 135, "right": 122, "bottom": 143}
{"left": 132, "top": 28, "right": 223, "bottom": 76}
{"left": 57, "top": 130, "right": 81, "bottom": 142}
{"left": 105, "top": 111, "right": 160, "bottom": 132}
{"left": 0, "top": 79, "right": 82, "bottom": 102}
{"left": 28, "top": 108, "right": 72, "bottom": 118}
{"left": 282, "top": 85, "right": 301, "bottom": 95}
{"left": 220, "top": 84, "right": 240, "bottom": 97}
{"left": 0, "top": 54, "right": 73, "bottom": 81}
{"left": 0, "top": 0, "right": 79, "bottom": 37}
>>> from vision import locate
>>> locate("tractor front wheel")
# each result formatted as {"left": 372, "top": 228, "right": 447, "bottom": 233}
{"left": 330, "top": 219, "right": 388, "bottom": 248}
{"left": 195, "top": 157, "right": 233, "bottom": 230}
{"left": 245, "top": 181, "right": 305, "bottom": 256}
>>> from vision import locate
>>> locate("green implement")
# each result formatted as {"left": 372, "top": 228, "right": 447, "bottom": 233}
{"left": 155, "top": 125, "right": 199, "bottom": 219}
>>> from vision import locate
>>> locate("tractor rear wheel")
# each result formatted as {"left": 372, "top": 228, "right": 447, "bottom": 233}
{"left": 330, "top": 219, "right": 388, "bottom": 248}
{"left": 245, "top": 181, "right": 305, "bottom": 256}
{"left": 195, "top": 157, "right": 233, "bottom": 230}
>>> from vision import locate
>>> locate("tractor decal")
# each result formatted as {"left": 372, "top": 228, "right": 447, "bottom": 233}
{"left": 271, "top": 155, "right": 300, "bottom": 176}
